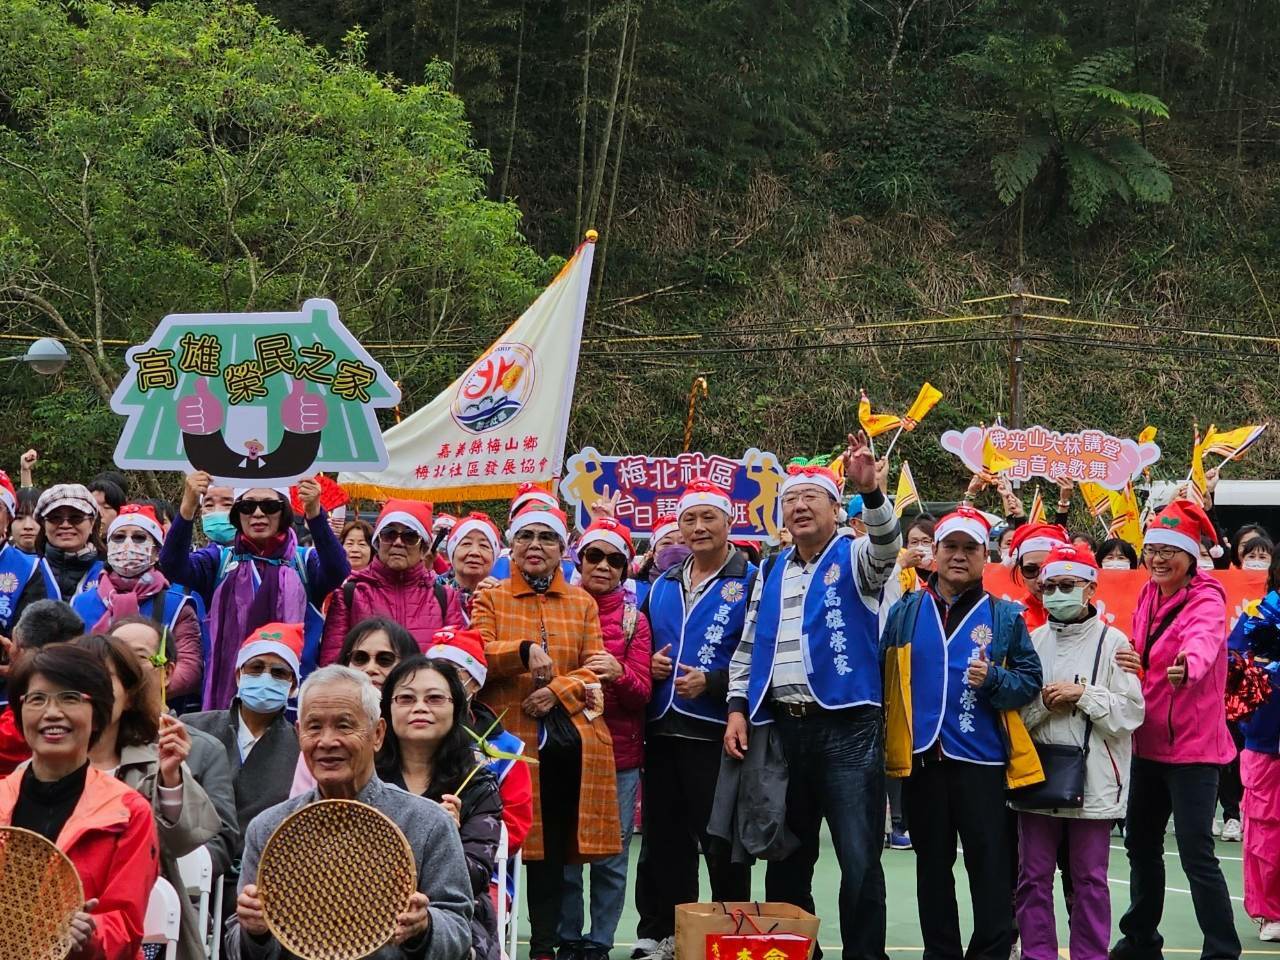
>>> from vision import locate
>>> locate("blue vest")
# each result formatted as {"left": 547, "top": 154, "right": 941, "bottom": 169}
{"left": 216, "top": 548, "right": 325, "bottom": 678}
{"left": 1230, "top": 615, "right": 1280, "bottom": 755}
{"left": 910, "top": 592, "right": 1005, "bottom": 764}
{"left": 747, "top": 535, "right": 881, "bottom": 724}
{"left": 71, "top": 575, "right": 200, "bottom": 638}
{"left": 647, "top": 559, "right": 755, "bottom": 724}
{"left": 0, "top": 545, "right": 56, "bottom": 632}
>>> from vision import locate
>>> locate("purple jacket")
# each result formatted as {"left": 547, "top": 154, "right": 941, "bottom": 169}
{"left": 319, "top": 557, "right": 465, "bottom": 663}
{"left": 1131, "top": 571, "right": 1236, "bottom": 765}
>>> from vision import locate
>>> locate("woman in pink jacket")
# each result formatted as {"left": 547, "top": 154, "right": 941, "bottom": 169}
{"left": 559, "top": 517, "right": 652, "bottom": 960}
{"left": 1112, "top": 500, "right": 1241, "bottom": 960}
{"left": 318, "top": 499, "right": 464, "bottom": 662}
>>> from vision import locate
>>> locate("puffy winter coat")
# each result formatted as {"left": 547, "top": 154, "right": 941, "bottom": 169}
{"left": 319, "top": 557, "right": 465, "bottom": 662}
{"left": 592, "top": 586, "right": 653, "bottom": 770}
{"left": 1015, "top": 610, "right": 1145, "bottom": 819}
{"left": 1131, "top": 570, "right": 1236, "bottom": 765}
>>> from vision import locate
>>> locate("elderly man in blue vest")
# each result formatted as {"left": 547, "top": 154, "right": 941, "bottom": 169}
{"left": 880, "top": 506, "right": 1044, "bottom": 960}
{"left": 633, "top": 479, "right": 756, "bottom": 960}
{"left": 725, "top": 431, "right": 900, "bottom": 960}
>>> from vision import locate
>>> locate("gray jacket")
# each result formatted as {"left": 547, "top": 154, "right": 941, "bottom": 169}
{"left": 226, "top": 774, "right": 474, "bottom": 960}
{"left": 117, "top": 739, "right": 233, "bottom": 960}
{"left": 707, "top": 723, "right": 799, "bottom": 864}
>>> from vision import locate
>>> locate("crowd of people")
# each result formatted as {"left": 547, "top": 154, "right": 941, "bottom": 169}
{"left": 0, "top": 437, "right": 1276, "bottom": 960}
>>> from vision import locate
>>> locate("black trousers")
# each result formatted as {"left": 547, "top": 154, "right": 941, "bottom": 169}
{"left": 1114, "top": 758, "right": 1241, "bottom": 960}
{"left": 1217, "top": 722, "right": 1246, "bottom": 822}
{"left": 526, "top": 738, "right": 583, "bottom": 955}
{"left": 903, "top": 756, "right": 1014, "bottom": 960}
{"left": 635, "top": 734, "right": 751, "bottom": 941}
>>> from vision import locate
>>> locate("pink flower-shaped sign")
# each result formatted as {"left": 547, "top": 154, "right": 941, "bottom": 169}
{"left": 940, "top": 425, "right": 1160, "bottom": 491}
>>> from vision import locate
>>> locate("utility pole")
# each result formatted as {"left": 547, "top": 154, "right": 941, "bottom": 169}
{"left": 1008, "top": 276, "right": 1026, "bottom": 430}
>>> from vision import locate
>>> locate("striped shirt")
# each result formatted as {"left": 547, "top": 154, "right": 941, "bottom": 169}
{"left": 728, "top": 493, "right": 901, "bottom": 706}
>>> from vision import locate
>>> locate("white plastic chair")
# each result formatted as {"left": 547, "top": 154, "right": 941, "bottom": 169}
{"left": 494, "top": 823, "right": 523, "bottom": 960}
{"left": 143, "top": 876, "right": 181, "bottom": 960}
{"left": 177, "top": 845, "right": 224, "bottom": 959}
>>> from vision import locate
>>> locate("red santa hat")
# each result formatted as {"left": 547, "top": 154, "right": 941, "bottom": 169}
{"left": 780, "top": 464, "right": 843, "bottom": 502}
{"left": 677, "top": 480, "right": 733, "bottom": 520}
{"left": 108, "top": 503, "right": 165, "bottom": 546}
{"left": 1145, "top": 499, "right": 1218, "bottom": 559}
{"left": 510, "top": 482, "right": 558, "bottom": 516}
{"left": 235, "top": 622, "right": 304, "bottom": 678}
{"left": 0, "top": 470, "right": 15, "bottom": 516}
{"left": 288, "top": 475, "right": 349, "bottom": 515}
{"left": 1039, "top": 543, "right": 1099, "bottom": 583}
{"left": 425, "top": 627, "right": 488, "bottom": 687}
{"left": 934, "top": 506, "right": 992, "bottom": 545}
{"left": 447, "top": 511, "right": 502, "bottom": 560}
{"left": 507, "top": 504, "right": 569, "bottom": 544}
{"left": 579, "top": 517, "right": 635, "bottom": 559}
{"left": 433, "top": 513, "right": 459, "bottom": 534}
{"left": 374, "top": 499, "right": 434, "bottom": 543}
{"left": 651, "top": 514, "right": 680, "bottom": 546}
{"left": 1010, "top": 522, "right": 1070, "bottom": 561}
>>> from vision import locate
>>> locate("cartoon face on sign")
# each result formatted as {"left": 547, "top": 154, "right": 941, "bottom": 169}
{"left": 111, "top": 299, "right": 399, "bottom": 484}
{"left": 450, "top": 342, "right": 538, "bottom": 434}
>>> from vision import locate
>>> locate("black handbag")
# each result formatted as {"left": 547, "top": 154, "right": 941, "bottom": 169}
{"left": 1009, "top": 623, "right": 1106, "bottom": 810}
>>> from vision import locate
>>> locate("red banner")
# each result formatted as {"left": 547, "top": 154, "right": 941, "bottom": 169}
{"left": 982, "top": 566, "right": 1268, "bottom": 636}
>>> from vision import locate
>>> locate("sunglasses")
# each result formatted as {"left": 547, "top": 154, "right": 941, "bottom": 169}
{"left": 349, "top": 650, "right": 399, "bottom": 669}
{"left": 240, "top": 660, "right": 295, "bottom": 683}
{"left": 1019, "top": 563, "right": 1042, "bottom": 579}
{"left": 109, "top": 530, "right": 154, "bottom": 545}
{"left": 378, "top": 528, "right": 422, "bottom": 546}
{"left": 582, "top": 546, "right": 627, "bottom": 570}
{"left": 234, "top": 499, "right": 285, "bottom": 517}
{"left": 46, "top": 511, "right": 92, "bottom": 527}
{"left": 514, "top": 530, "right": 561, "bottom": 545}
{"left": 1041, "top": 580, "right": 1088, "bottom": 595}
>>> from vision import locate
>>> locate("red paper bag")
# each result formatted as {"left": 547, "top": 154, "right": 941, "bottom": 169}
{"left": 707, "top": 932, "right": 813, "bottom": 960}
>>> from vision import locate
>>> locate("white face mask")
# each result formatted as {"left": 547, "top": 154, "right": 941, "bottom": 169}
{"left": 107, "top": 539, "right": 156, "bottom": 578}
{"left": 1243, "top": 557, "right": 1271, "bottom": 571}
{"left": 1197, "top": 558, "right": 1216, "bottom": 571}
{"left": 1101, "top": 558, "right": 1130, "bottom": 570}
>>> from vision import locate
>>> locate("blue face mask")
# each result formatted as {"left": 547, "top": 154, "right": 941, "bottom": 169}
{"left": 238, "top": 673, "right": 292, "bottom": 714}
{"left": 202, "top": 511, "right": 237, "bottom": 546}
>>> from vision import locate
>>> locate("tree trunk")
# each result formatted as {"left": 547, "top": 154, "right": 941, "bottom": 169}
{"left": 594, "top": 6, "right": 640, "bottom": 301}
{"left": 499, "top": 0, "right": 526, "bottom": 200}
{"left": 585, "top": 2, "right": 630, "bottom": 229}
{"left": 451, "top": 0, "right": 461, "bottom": 70}
{"left": 573, "top": 0, "right": 593, "bottom": 241}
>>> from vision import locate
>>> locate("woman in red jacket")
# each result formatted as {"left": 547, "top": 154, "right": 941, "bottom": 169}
{"left": 0, "top": 643, "right": 159, "bottom": 960}
{"left": 319, "top": 499, "right": 464, "bottom": 661}
{"left": 559, "top": 517, "right": 653, "bottom": 960}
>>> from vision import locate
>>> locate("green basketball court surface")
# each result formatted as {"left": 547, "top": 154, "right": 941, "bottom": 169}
{"left": 518, "top": 830, "right": 1275, "bottom": 958}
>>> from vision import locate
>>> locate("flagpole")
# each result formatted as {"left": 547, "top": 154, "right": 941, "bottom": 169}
{"left": 883, "top": 423, "right": 906, "bottom": 460}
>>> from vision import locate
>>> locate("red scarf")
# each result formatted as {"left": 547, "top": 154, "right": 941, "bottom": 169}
{"left": 92, "top": 568, "right": 170, "bottom": 634}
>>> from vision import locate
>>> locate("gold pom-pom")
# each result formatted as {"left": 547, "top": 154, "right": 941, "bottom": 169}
{"left": 585, "top": 229, "right": 598, "bottom": 242}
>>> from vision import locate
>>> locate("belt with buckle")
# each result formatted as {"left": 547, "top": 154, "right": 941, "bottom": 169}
{"left": 774, "top": 700, "right": 825, "bottom": 719}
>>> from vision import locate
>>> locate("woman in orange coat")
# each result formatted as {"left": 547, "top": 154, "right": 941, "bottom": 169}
{"left": 470, "top": 505, "right": 623, "bottom": 960}
{"left": 0, "top": 643, "right": 159, "bottom": 960}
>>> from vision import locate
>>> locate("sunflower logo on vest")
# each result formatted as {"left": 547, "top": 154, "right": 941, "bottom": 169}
{"left": 969, "top": 624, "right": 992, "bottom": 648}
{"left": 0, "top": 573, "right": 17, "bottom": 596}
{"left": 823, "top": 563, "right": 841, "bottom": 587}
{"left": 720, "top": 581, "right": 744, "bottom": 604}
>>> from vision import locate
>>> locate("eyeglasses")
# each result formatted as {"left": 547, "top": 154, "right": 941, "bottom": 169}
{"left": 1041, "top": 580, "right": 1088, "bottom": 595}
{"left": 378, "top": 527, "right": 422, "bottom": 546}
{"left": 1019, "top": 563, "right": 1042, "bottom": 579}
{"left": 45, "top": 511, "right": 91, "bottom": 527}
{"left": 240, "top": 660, "right": 295, "bottom": 683}
{"left": 109, "top": 531, "right": 154, "bottom": 545}
{"left": 235, "top": 499, "right": 285, "bottom": 517}
{"left": 390, "top": 692, "right": 453, "bottom": 709}
{"left": 349, "top": 650, "right": 399, "bottom": 669}
{"left": 1141, "top": 546, "right": 1183, "bottom": 561}
{"left": 20, "top": 690, "right": 92, "bottom": 710}
{"left": 514, "top": 530, "right": 562, "bottom": 545}
{"left": 781, "top": 490, "right": 830, "bottom": 507}
{"left": 581, "top": 546, "right": 627, "bottom": 570}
